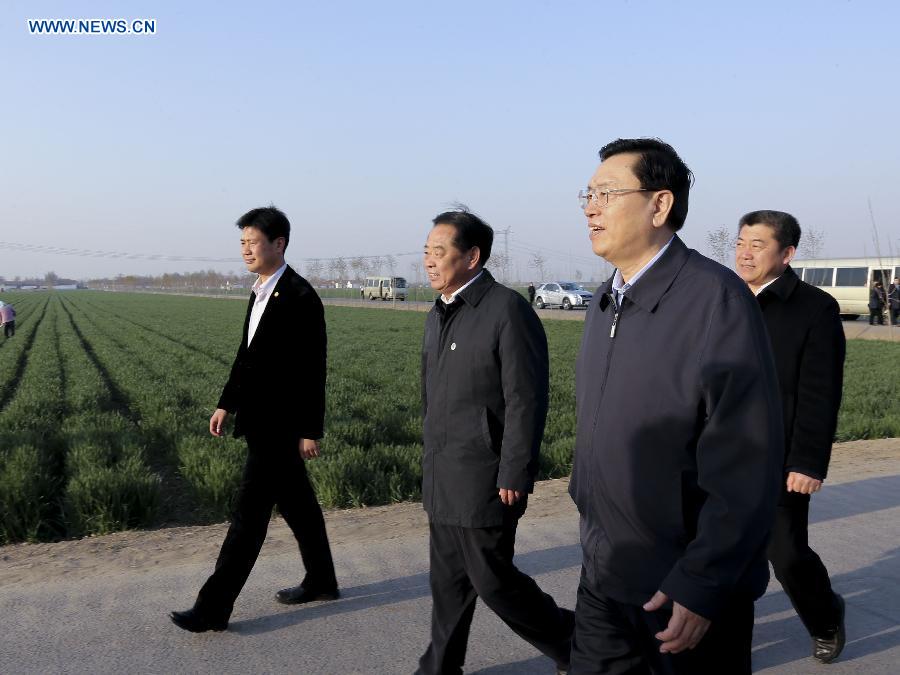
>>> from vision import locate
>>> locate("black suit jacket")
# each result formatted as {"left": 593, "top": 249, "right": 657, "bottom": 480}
{"left": 757, "top": 267, "right": 845, "bottom": 479}
{"left": 217, "top": 265, "right": 327, "bottom": 441}
{"left": 421, "top": 269, "right": 549, "bottom": 528}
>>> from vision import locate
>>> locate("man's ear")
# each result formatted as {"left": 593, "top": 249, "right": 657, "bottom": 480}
{"left": 651, "top": 191, "right": 674, "bottom": 229}
{"left": 468, "top": 247, "right": 481, "bottom": 269}
{"left": 782, "top": 245, "right": 797, "bottom": 266}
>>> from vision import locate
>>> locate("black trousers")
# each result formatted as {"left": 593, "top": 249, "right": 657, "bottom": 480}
{"left": 767, "top": 488, "right": 841, "bottom": 637}
{"left": 570, "top": 568, "right": 754, "bottom": 675}
{"left": 3, "top": 321, "right": 13, "bottom": 337}
{"left": 869, "top": 309, "right": 884, "bottom": 325}
{"left": 194, "top": 433, "right": 337, "bottom": 620}
{"left": 417, "top": 516, "right": 575, "bottom": 674}
{"left": 891, "top": 307, "right": 899, "bottom": 325}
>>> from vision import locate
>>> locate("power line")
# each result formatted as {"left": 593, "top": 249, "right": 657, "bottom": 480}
{"left": 0, "top": 241, "right": 420, "bottom": 264}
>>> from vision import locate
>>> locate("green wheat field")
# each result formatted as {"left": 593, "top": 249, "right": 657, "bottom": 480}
{"left": 0, "top": 291, "right": 897, "bottom": 544}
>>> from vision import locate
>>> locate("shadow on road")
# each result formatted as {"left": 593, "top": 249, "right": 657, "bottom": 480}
{"left": 810, "top": 475, "right": 900, "bottom": 524}
{"left": 232, "top": 544, "right": 582, "bottom": 636}
{"left": 753, "top": 546, "right": 900, "bottom": 669}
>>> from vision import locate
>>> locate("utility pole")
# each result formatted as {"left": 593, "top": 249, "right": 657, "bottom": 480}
{"left": 497, "top": 227, "right": 511, "bottom": 283}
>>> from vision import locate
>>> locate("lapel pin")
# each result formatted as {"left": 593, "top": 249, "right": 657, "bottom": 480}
{"left": 450, "top": 342, "right": 457, "bottom": 350}
{"left": 274, "top": 291, "right": 279, "bottom": 297}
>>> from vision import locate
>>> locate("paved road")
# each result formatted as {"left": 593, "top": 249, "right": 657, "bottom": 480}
{"left": 2, "top": 443, "right": 898, "bottom": 674}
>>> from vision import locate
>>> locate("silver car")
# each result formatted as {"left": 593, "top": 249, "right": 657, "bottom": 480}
{"left": 534, "top": 282, "right": 593, "bottom": 310}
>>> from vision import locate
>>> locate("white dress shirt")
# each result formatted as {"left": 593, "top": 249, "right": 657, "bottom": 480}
{"left": 248, "top": 262, "right": 287, "bottom": 345}
{"left": 441, "top": 270, "right": 484, "bottom": 305}
{"left": 753, "top": 276, "right": 781, "bottom": 296}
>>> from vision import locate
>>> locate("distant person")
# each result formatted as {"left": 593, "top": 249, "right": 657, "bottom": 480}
{"left": 418, "top": 208, "right": 574, "bottom": 675}
{"left": 527, "top": 282, "right": 536, "bottom": 305}
{"left": 170, "top": 206, "right": 338, "bottom": 633}
{"left": 869, "top": 281, "right": 886, "bottom": 325}
{"left": 570, "top": 138, "right": 782, "bottom": 674}
{"left": 735, "top": 210, "right": 847, "bottom": 664}
{"left": 888, "top": 277, "right": 900, "bottom": 325}
{"left": 0, "top": 302, "right": 15, "bottom": 338}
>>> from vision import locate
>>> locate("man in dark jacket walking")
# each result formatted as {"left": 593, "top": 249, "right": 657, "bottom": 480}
{"left": 170, "top": 207, "right": 338, "bottom": 632}
{"left": 735, "top": 210, "right": 847, "bottom": 663}
{"left": 890, "top": 277, "right": 900, "bottom": 325}
{"left": 417, "top": 208, "right": 574, "bottom": 675}
{"left": 869, "top": 281, "right": 886, "bottom": 325}
{"left": 569, "top": 139, "right": 782, "bottom": 674}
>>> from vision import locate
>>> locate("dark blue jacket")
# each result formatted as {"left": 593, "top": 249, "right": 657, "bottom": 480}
{"left": 422, "top": 269, "right": 549, "bottom": 528}
{"left": 569, "top": 236, "right": 783, "bottom": 620}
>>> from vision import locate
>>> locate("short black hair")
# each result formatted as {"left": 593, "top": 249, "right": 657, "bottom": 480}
{"left": 598, "top": 138, "right": 694, "bottom": 231}
{"left": 738, "top": 210, "right": 801, "bottom": 249}
{"left": 236, "top": 206, "right": 290, "bottom": 251}
{"left": 432, "top": 206, "right": 493, "bottom": 265}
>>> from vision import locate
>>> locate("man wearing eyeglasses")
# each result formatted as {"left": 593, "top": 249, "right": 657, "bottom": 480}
{"left": 568, "top": 138, "right": 782, "bottom": 674}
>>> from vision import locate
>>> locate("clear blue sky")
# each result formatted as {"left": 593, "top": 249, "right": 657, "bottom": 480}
{"left": 2, "top": 0, "right": 898, "bottom": 281}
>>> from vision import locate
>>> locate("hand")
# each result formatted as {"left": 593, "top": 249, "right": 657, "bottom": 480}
{"left": 643, "top": 591, "right": 711, "bottom": 654}
{"left": 209, "top": 408, "right": 229, "bottom": 437}
{"left": 786, "top": 471, "right": 822, "bottom": 494}
{"left": 498, "top": 488, "right": 523, "bottom": 505}
{"left": 300, "top": 438, "right": 321, "bottom": 460}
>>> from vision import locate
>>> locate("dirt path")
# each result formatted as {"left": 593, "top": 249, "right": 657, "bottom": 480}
{"left": 2, "top": 438, "right": 897, "bottom": 588}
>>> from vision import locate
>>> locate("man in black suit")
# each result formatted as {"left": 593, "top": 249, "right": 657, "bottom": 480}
{"left": 869, "top": 281, "right": 886, "bottom": 325}
{"left": 735, "top": 210, "right": 847, "bottom": 663}
{"left": 418, "top": 208, "right": 574, "bottom": 675}
{"left": 889, "top": 277, "right": 900, "bottom": 325}
{"left": 170, "top": 206, "right": 338, "bottom": 632}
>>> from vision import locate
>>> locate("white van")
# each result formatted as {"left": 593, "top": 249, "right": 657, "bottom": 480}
{"left": 792, "top": 256, "right": 900, "bottom": 318}
{"left": 362, "top": 276, "right": 408, "bottom": 301}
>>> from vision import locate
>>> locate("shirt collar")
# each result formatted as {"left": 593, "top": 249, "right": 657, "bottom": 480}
{"left": 252, "top": 262, "right": 287, "bottom": 302}
{"left": 756, "top": 266, "right": 799, "bottom": 301}
{"left": 441, "top": 270, "right": 484, "bottom": 304}
{"left": 753, "top": 276, "right": 781, "bottom": 296}
{"left": 611, "top": 236, "right": 675, "bottom": 299}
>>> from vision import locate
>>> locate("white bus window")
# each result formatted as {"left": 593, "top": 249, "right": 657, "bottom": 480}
{"left": 793, "top": 267, "right": 805, "bottom": 281}
{"left": 805, "top": 268, "right": 834, "bottom": 286}
{"left": 835, "top": 267, "right": 867, "bottom": 286}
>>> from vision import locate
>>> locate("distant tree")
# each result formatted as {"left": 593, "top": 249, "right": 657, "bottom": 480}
{"left": 409, "top": 261, "right": 422, "bottom": 285}
{"left": 574, "top": 269, "right": 583, "bottom": 282}
{"left": 307, "top": 259, "right": 324, "bottom": 283}
{"left": 801, "top": 227, "right": 825, "bottom": 260}
{"left": 334, "top": 257, "right": 348, "bottom": 283}
{"left": 706, "top": 226, "right": 735, "bottom": 266}
{"left": 384, "top": 255, "right": 396, "bottom": 276}
{"left": 327, "top": 259, "right": 340, "bottom": 285}
{"left": 370, "top": 256, "right": 383, "bottom": 276}
{"left": 44, "top": 271, "right": 59, "bottom": 284}
{"left": 350, "top": 256, "right": 366, "bottom": 282}
{"left": 529, "top": 253, "right": 547, "bottom": 281}
{"left": 489, "top": 252, "right": 510, "bottom": 283}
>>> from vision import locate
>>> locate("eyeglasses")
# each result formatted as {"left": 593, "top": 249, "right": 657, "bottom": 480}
{"left": 578, "top": 187, "right": 649, "bottom": 210}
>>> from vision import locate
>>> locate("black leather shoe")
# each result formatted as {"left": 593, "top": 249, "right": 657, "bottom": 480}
{"left": 275, "top": 585, "right": 340, "bottom": 605}
{"left": 169, "top": 608, "right": 228, "bottom": 633}
{"left": 813, "top": 594, "right": 845, "bottom": 663}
